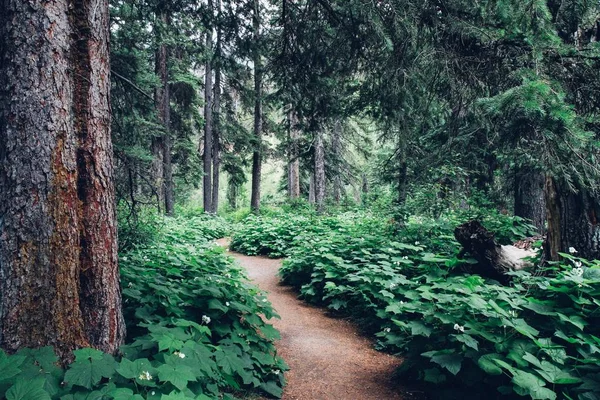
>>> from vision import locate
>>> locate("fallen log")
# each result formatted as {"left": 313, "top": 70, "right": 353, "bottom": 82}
{"left": 454, "top": 220, "right": 538, "bottom": 284}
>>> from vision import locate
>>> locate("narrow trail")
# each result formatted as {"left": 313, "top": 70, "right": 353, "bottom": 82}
{"left": 217, "top": 239, "right": 411, "bottom": 400}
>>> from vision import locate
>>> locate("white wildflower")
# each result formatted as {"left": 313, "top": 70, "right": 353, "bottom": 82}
{"left": 415, "top": 241, "right": 420, "bottom": 246}
{"left": 573, "top": 267, "right": 584, "bottom": 277}
{"left": 202, "top": 315, "right": 211, "bottom": 325}
{"left": 453, "top": 324, "right": 465, "bottom": 333}
{"left": 122, "top": 257, "right": 128, "bottom": 262}
{"left": 569, "top": 247, "right": 578, "bottom": 254}
{"left": 274, "top": 370, "right": 281, "bottom": 375}
{"left": 151, "top": 392, "right": 155, "bottom": 396}
{"left": 226, "top": 301, "right": 230, "bottom": 306}
{"left": 174, "top": 351, "right": 185, "bottom": 359}
{"left": 402, "top": 256, "right": 409, "bottom": 260}
{"left": 138, "top": 371, "right": 152, "bottom": 381}
{"left": 574, "top": 260, "right": 582, "bottom": 268}
{"left": 389, "top": 283, "right": 397, "bottom": 290}
{"left": 384, "top": 328, "right": 391, "bottom": 333}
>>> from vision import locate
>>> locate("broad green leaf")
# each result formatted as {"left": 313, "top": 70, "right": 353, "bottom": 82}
{"left": 6, "top": 377, "right": 50, "bottom": 400}
{"left": 64, "top": 351, "right": 116, "bottom": 389}
{"left": 477, "top": 354, "right": 503, "bottom": 375}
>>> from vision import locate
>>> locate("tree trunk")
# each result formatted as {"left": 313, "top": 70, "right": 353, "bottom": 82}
{"left": 545, "top": 176, "right": 600, "bottom": 261}
{"left": 0, "top": 0, "right": 125, "bottom": 361}
{"left": 151, "top": 137, "right": 164, "bottom": 212}
{"left": 288, "top": 111, "right": 300, "bottom": 199}
{"left": 332, "top": 119, "right": 343, "bottom": 204}
{"left": 514, "top": 170, "right": 546, "bottom": 233}
{"left": 250, "top": 0, "right": 262, "bottom": 213}
{"left": 315, "top": 130, "right": 326, "bottom": 212}
{"left": 309, "top": 174, "right": 316, "bottom": 204}
{"left": 155, "top": 10, "right": 173, "bottom": 216}
{"left": 202, "top": 5, "right": 214, "bottom": 214}
{"left": 211, "top": 0, "right": 222, "bottom": 214}
{"left": 455, "top": 221, "right": 536, "bottom": 285}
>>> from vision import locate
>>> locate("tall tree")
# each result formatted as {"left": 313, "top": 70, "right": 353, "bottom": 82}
{"left": 0, "top": 0, "right": 125, "bottom": 360}
{"left": 203, "top": 0, "right": 214, "bottom": 213}
{"left": 250, "top": 0, "right": 263, "bottom": 212}
{"left": 211, "top": 0, "right": 223, "bottom": 214}
{"left": 155, "top": 6, "right": 174, "bottom": 215}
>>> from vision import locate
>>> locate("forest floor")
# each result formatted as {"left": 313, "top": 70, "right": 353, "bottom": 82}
{"left": 217, "top": 238, "right": 423, "bottom": 400}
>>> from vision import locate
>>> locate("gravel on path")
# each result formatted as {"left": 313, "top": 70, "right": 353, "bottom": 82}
{"left": 217, "top": 239, "right": 416, "bottom": 400}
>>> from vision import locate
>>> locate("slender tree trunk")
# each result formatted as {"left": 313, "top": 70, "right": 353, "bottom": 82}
{"left": 250, "top": 0, "right": 262, "bottom": 213}
{"left": 514, "top": 170, "right": 546, "bottom": 233}
{"left": 211, "top": 0, "right": 222, "bottom": 214}
{"left": 396, "top": 135, "right": 408, "bottom": 205}
{"left": 0, "top": 0, "right": 125, "bottom": 361}
{"left": 332, "top": 119, "right": 343, "bottom": 204}
{"left": 151, "top": 138, "right": 164, "bottom": 212}
{"left": 203, "top": 5, "right": 214, "bottom": 214}
{"left": 309, "top": 174, "right": 316, "bottom": 204}
{"left": 155, "top": 10, "right": 173, "bottom": 216}
{"left": 315, "top": 130, "right": 326, "bottom": 212}
{"left": 288, "top": 111, "right": 300, "bottom": 199}
{"left": 545, "top": 177, "right": 600, "bottom": 261}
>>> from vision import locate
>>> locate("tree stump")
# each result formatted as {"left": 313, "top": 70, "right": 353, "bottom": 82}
{"left": 454, "top": 220, "right": 537, "bottom": 284}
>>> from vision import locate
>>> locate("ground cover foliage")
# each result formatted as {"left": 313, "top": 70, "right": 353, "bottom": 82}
{"left": 232, "top": 209, "right": 600, "bottom": 400}
{"left": 0, "top": 213, "right": 286, "bottom": 400}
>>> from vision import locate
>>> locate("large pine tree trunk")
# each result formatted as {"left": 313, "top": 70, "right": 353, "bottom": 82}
{"left": 155, "top": 10, "right": 173, "bottom": 216}
{"left": 545, "top": 176, "right": 600, "bottom": 261}
{"left": 315, "top": 130, "right": 326, "bottom": 212}
{"left": 250, "top": 0, "right": 262, "bottom": 213}
{"left": 0, "top": 0, "right": 125, "bottom": 360}
{"left": 288, "top": 111, "right": 300, "bottom": 199}
{"left": 211, "top": 0, "right": 222, "bottom": 214}
{"left": 332, "top": 119, "right": 343, "bottom": 204}
{"left": 203, "top": 8, "right": 214, "bottom": 214}
{"left": 514, "top": 170, "right": 545, "bottom": 233}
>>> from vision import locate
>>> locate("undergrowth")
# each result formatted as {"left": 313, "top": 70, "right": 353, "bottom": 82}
{"left": 234, "top": 208, "right": 600, "bottom": 400}
{"left": 0, "top": 213, "right": 286, "bottom": 400}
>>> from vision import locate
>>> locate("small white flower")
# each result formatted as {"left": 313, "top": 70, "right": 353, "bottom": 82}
{"left": 384, "top": 328, "right": 391, "bottom": 333}
{"left": 389, "top": 283, "right": 397, "bottom": 290}
{"left": 127, "top": 282, "right": 133, "bottom": 288}
{"left": 226, "top": 301, "right": 230, "bottom": 306}
{"left": 400, "top": 301, "right": 405, "bottom": 305}
{"left": 569, "top": 247, "right": 578, "bottom": 254}
{"left": 274, "top": 370, "right": 281, "bottom": 375}
{"left": 574, "top": 260, "right": 582, "bottom": 268}
{"left": 402, "top": 256, "right": 409, "bottom": 260}
{"left": 453, "top": 324, "right": 465, "bottom": 333}
{"left": 122, "top": 257, "right": 128, "bottom": 262}
{"left": 151, "top": 392, "right": 155, "bottom": 396}
{"left": 174, "top": 351, "right": 185, "bottom": 359}
{"left": 573, "top": 267, "right": 584, "bottom": 277}
{"left": 194, "top": 277, "right": 200, "bottom": 281}
{"left": 201, "top": 315, "right": 211, "bottom": 325}
{"left": 138, "top": 371, "right": 152, "bottom": 381}
{"left": 415, "top": 241, "right": 420, "bottom": 246}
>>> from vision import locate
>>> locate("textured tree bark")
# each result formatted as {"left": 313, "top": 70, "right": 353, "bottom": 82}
{"left": 155, "top": 10, "right": 173, "bottom": 216}
{"left": 211, "top": 0, "right": 222, "bottom": 214}
{"left": 250, "top": 0, "right": 262, "bottom": 213}
{"left": 309, "top": 174, "right": 316, "bottom": 204}
{"left": 0, "top": 0, "right": 125, "bottom": 361}
{"left": 545, "top": 176, "right": 600, "bottom": 261}
{"left": 314, "top": 130, "right": 326, "bottom": 212}
{"left": 203, "top": 5, "right": 214, "bottom": 214}
{"left": 514, "top": 170, "right": 546, "bottom": 233}
{"left": 332, "top": 119, "right": 343, "bottom": 204}
{"left": 288, "top": 111, "right": 300, "bottom": 199}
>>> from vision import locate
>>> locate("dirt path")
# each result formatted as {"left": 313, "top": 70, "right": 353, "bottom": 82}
{"left": 217, "top": 239, "right": 412, "bottom": 400}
